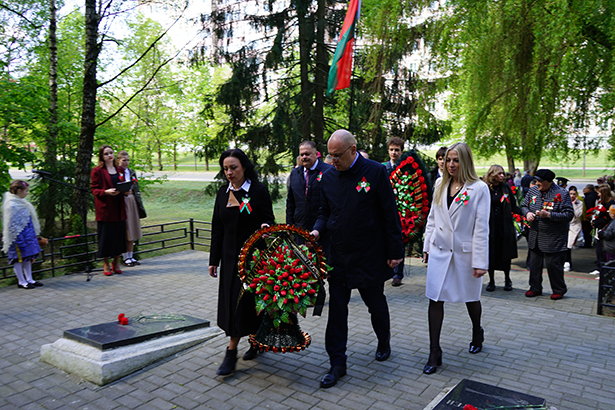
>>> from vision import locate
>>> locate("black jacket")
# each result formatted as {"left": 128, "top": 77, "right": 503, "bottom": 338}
{"left": 314, "top": 155, "right": 404, "bottom": 288}
{"left": 286, "top": 159, "right": 333, "bottom": 230}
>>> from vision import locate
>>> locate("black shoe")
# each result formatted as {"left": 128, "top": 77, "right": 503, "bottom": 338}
{"left": 243, "top": 346, "right": 259, "bottom": 360}
{"left": 423, "top": 346, "right": 442, "bottom": 374}
{"left": 391, "top": 277, "right": 402, "bottom": 287}
{"left": 31, "top": 281, "right": 44, "bottom": 287}
{"left": 216, "top": 349, "right": 237, "bottom": 375}
{"left": 320, "top": 365, "right": 347, "bottom": 388}
{"left": 375, "top": 345, "right": 391, "bottom": 361}
{"left": 485, "top": 282, "right": 495, "bottom": 292}
{"left": 18, "top": 283, "right": 35, "bottom": 289}
{"left": 123, "top": 259, "right": 134, "bottom": 267}
{"left": 469, "top": 327, "right": 484, "bottom": 354}
{"left": 503, "top": 280, "right": 513, "bottom": 291}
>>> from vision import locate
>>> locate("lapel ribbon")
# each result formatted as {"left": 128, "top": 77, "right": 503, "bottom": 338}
{"left": 240, "top": 196, "right": 252, "bottom": 214}
{"left": 357, "top": 177, "right": 370, "bottom": 193}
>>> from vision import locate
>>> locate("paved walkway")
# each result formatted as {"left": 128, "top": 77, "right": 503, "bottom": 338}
{"left": 1, "top": 242, "right": 614, "bottom": 410}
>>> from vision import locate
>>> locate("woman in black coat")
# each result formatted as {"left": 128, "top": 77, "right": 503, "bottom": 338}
{"left": 208, "top": 149, "right": 275, "bottom": 376}
{"left": 484, "top": 165, "right": 522, "bottom": 291}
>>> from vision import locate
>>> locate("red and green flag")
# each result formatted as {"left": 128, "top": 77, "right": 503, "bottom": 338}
{"left": 326, "top": 0, "right": 361, "bottom": 96}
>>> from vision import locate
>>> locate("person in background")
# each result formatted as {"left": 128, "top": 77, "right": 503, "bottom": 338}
{"left": 581, "top": 184, "right": 597, "bottom": 248}
{"left": 429, "top": 146, "right": 448, "bottom": 187}
{"left": 359, "top": 149, "right": 369, "bottom": 159}
{"left": 116, "top": 151, "right": 146, "bottom": 266}
{"left": 2, "top": 180, "right": 43, "bottom": 289}
{"left": 513, "top": 169, "right": 522, "bottom": 187}
{"left": 564, "top": 186, "right": 583, "bottom": 272}
{"left": 521, "top": 169, "right": 573, "bottom": 300}
{"left": 521, "top": 170, "right": 534, "bottom": 197}
{"left": 598, "top": 205, "right": 615, "bottom": 262}
{"left": 589, "top": 184, "right": 615, "bottom": 274}
{"left": 286, "top": 141, "right": 333, "bottom": 231}
{"left": 311, "top": 130, "right": 403, "bottom": 388}
{"left": 208, "top": 149, "right": 275, "bottom": 376}
{"left": 484, "top": 165, "right": 521, "bottom": 292}
{"left": 556, "top": 177, "right": 569, "bottom": 189}
{"left": 422, "top": 143, "right": 490, "bottom": 375}
{"left": 382, "top": 137, "right": 406, "bottom": 287}
{"left": 91, "top": 145, "right": 127, "bottom": 276}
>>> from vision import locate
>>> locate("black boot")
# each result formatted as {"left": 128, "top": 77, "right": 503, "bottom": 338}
{"left": 504, "top": 280, "right": 513, "bottom": 291}
{"left": 469, "top": 327, "right": 484, "bottom": 354}
{"left": 217, "top": 349, "right": 237, "bottom": 375}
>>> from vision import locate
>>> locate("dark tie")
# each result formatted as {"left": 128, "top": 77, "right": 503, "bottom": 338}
{"left": 304, "top": 169, "right": 309, "bottom": 197}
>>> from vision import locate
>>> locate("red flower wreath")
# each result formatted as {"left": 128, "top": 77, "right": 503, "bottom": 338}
{"left": 390, "top": 156, "right": 431, "bottom": 242}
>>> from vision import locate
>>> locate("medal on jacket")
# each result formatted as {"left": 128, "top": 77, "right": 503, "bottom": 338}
{"left": 357, "top": 177, "right": 370, "bottom": 193}
{"left": 500, "top": 193, "right": 509, "bottom": 203}
{"left": 240, "top": 196, "right": 252, "bottom": 213}
{"left": 317, "top": 172, "right": 323, "bottom": 182}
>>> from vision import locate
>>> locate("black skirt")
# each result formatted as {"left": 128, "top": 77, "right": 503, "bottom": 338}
{"left": 97, "top": 221, "right": 127, "bottom": 258}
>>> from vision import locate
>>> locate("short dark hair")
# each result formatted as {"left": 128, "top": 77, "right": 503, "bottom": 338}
{"left": 219, "top": 148, "right": 258, "bottom": 182}
{"left": 568, "top": 186, "right": 577, "bottom": 193}
{"left": 436, "top": 146, "right": 447, "bottom": 159}
{"left": 386, "top": 137, "right": 405, "bottom": 148}
{"left": 299, "top": 141, "right": 317, "bottom": 151}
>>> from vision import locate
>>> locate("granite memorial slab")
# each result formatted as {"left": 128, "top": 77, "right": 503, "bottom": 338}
{"left": 63, "top": 314, "right": 210, "bottom": 350}
{"left": 428, "top": 379, "right": 547, "bottom": 410}
{"left": 41, "top": 314, "right": 223, "bottom": 385}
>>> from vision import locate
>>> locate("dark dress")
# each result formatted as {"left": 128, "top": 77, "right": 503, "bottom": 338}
{"left": 91, "top": 167, "right": 127, "bottom": 258}
{"left": 209, "top": 181, "right": 275, "bottom": 337}
{"left": 488, "top": 182, "right": 522, "bottom": 270}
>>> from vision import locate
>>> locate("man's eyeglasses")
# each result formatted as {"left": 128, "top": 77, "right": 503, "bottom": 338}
{"left": 328, "top": 146, "right": 351, "bottom": 161}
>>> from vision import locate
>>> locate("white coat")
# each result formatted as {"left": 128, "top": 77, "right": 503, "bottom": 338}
{"left": 423, "top": 179, "right": 490, "bottom": 302}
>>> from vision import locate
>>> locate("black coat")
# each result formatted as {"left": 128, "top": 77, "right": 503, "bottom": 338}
{"left": 488, "top": 183, "right": 522, "bottom": 270}
{"left": 209, "top": 181, "right": 275, "bottom": 337}
{"left": 314, "top": 154, "right": 404, "bottom": 288}
{"left": 286, "top": 159, "right": 333, "bottom": 230}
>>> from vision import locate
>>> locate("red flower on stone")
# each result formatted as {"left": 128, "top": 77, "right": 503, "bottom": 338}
{"left": 120, "top": 317, "right": 129, "bottom": 325}
{"left": 118, "top": 313, "right": 125, "bottom": 321}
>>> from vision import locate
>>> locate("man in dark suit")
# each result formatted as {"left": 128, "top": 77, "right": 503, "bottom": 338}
{"left": 311, "top": 130, "right": 404, "bottom": 388}
{"left": 521, "top": 170, "right": 534, "bottom": 197}
{"left": 521, "top": 169, "right": 574, "bottom": 300}
{"left": 286, "top": 141, "right": 333, "bottom": 230}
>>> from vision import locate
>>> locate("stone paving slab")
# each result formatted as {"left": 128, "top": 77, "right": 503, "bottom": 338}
{"left": 0, "top": 246, "right": 614, "bottom": 410}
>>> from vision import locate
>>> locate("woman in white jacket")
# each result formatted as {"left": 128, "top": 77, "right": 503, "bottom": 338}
{"left": 422, "top": 142, "right": 490, "bottom": 374}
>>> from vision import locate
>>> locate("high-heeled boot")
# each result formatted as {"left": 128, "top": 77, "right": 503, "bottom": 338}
{"left": 423, "top": 346, "right": 442, "bottom": 374}
{"left": 217, "top": 348, "right": 237, "bottom": 375}
{"left": 469, "top": 327, "right": 484, "bottom": 354}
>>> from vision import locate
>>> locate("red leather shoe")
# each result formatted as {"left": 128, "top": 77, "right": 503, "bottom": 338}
{"left": 525, "top": 290, "right": 542, "bottom": 297}
{"left": 104, "top": 270, "right": 113, "bottom": 276}
{"left": 112, "top": 264, "right": 122, "bottom": 274}
{"left": 550, "top": 293, "right": 564, "bottom": 300}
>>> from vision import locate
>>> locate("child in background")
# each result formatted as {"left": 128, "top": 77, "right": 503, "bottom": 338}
{"left": 2, "top": 180, "right": 43, "bottom": 289}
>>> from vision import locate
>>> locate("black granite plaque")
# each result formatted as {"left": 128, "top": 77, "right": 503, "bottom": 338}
{"left": 63, "top": 315, "right": 210, "bottom": 350}
{"left": 434, "top": 379, "right": 546, "bottom": 410}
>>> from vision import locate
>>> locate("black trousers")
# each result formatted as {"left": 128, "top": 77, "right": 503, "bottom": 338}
{"left": 528, "top": 247, "right": 567, "bottom": 295}
{"left": 325, "top": 281, "right": 390, "bottom": 367}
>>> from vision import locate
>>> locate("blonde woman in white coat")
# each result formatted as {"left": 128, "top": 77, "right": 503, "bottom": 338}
{"left": 422, "top": 142, "right": 490, "bottom": 374}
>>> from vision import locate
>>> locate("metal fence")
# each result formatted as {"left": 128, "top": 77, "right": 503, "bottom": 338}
{"left": 598, "top": 264, "right": 615, "bottom": 315}
{"left": 0, "top": 219, "right": 211, "bottom": 282}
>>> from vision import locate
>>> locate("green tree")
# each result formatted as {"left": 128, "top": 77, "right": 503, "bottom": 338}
{"left": 424, "top": 0, "right": 615, "bottom": 173}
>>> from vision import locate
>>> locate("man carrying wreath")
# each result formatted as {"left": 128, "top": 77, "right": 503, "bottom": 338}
{"left": 521, "top": 169, "right": 574, "bottom": 300}
{"left": 311, "top": 129, "right": 404, "bottom": 388}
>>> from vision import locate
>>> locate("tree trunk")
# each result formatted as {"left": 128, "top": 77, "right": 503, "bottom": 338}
{"left": 313, "top": 0, "right": 327, "bottom": 152}
{"left": 72, "top": 0, "right": 101, "bottom": 222}
{"left": 506, "top": 155, "right": 515, "bottom": 174}
{"left": 41, "top": 0, "right": 59, "bottom": 235}
{"left": 297, "top": 0, "right": 312, "bottom": 142}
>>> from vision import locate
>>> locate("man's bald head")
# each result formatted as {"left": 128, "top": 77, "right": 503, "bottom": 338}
{"left": 329, "top": 129, "right": 357, "bottom": 147}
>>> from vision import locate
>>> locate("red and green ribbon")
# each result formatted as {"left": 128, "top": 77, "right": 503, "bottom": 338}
{"left": 240, "top": 196, "right": 252, "bottom": 214}
{"left": 356, "top": 176, "right": 370, "bottom": 193}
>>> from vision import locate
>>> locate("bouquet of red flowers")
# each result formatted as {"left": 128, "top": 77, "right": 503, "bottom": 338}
{"left": 239, "top": 224, "right": 329, "bottom": 353}
{"left": 512, "top": 213, "right": 530, "bottom": 239}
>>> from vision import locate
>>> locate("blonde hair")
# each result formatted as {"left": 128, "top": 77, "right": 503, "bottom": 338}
{"left": 433, "top": 142, "right": 480, "bottom": 205}
{"left": 484, "top": 164, "right": 505, "bottom": 190}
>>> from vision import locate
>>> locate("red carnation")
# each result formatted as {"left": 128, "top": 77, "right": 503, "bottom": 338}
{"left": 274, "top": 285, "right": 280, "bottom": 291}
{"left": 118, "top": 313, "right": 125, "bottom": 321}
{"left": 412, "top": 162, "right": 419, "bottom": 169}
{"left": 120, "top": 317, "right": 129, "bottom": 325}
